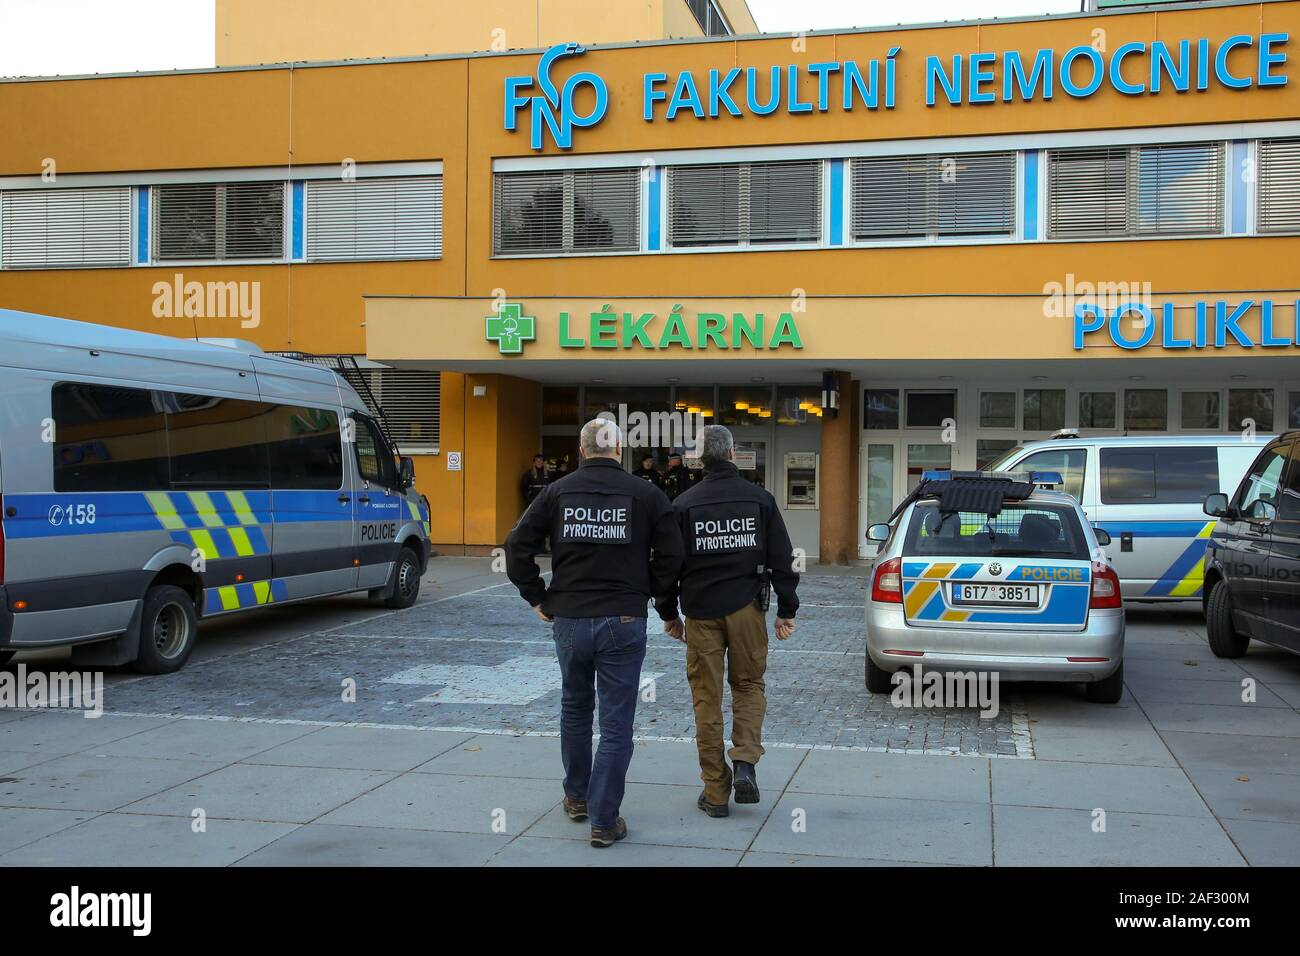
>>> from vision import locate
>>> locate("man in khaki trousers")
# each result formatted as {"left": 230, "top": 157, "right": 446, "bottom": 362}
{"left": 658, "top": 425, "right": 800, "bottom": 816}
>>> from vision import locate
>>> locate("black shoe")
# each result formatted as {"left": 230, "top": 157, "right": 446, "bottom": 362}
{"left": 697, "top": 791, "right": 730, "bottom": 818}
{"left": 590, "top": 817, "right": 628, "bottom": 848}
{"left": 562, "top": 796, "right": 588, "bottom": 822}
{"left": 733, "top": 761, "right": 760, "bottom": 804}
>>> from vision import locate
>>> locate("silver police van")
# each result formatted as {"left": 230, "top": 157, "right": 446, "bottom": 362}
{"left": 986, "top": 434, "right": 1269, "bottom": 602}
{"left": 0, "top": 310, "right": 432, "bottom": 673}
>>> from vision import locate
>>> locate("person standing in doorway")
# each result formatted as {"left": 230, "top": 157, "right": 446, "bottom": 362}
{"left": 662, "top": 452, "right": 692, "bottom": 501}
{"left": 519, "top": 454, "right": 549, "bottom": 511}
{"left": 506, "top": 419, "right": 684, "bottom": 847}
{"left": 632, "top": 454, "right": 664, "bottom": 489}
{"left": 658, "top": 424, "right": 799, "bottom": 818}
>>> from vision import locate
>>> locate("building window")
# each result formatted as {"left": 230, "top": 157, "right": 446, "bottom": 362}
{"left": 669, "top": 161, "right": 821, "bottom": 248}
{"left": 1181, "top": 390, "right": 1221, "bottom": 430}
{"left": 493, "top": 168, "right": 640, "bottom": 256}
{"left": 1047, "top": 142, "right": 1224, "bottom": 239}
{"left": 685, "top": 0, "right": 731, "bottom": 36}
{"left": 0, "top": 187, "right": 132, "bottom": 269}
{"left": 1228, "top": 388, "right": 1274, "bottom": 433}
{"left": 864, "top": 389, "right": 899, "bottom": 430}
{"left": 361, "top": 368, "right": 441, "bottom": 452}
{"left": 976, "top": 438, "right": 1018, "bottom": 470}
{"left": 979, "top": 391, "right": 1017, "bottom": 429}
{"left": 720, "top": 385, "right": 774, "bottom": 426}
{"left": 1258, "top": 138, "right": 1300, "bottom": 234}
{"left": 1079, "top": 391, "right": 1117, "bottom": 429}
{"left": 905, "top": 390, "right": 956, "bottom": 429}
{"left": 851, "top": 152, "right": 1016, "bottom": 241}
{"left": 1289, "top": 391, "right": 1300, "bottom": 430}
{"left": 1022, "top": 389, "right": 1066, "bottom": 432}
{"left": 154, "top": 182, "right": 285, "bottom": 261}
{"left": 306, "top": 176, "right": 443, "bottom": 261}
{"left": 1124, "top": 389, "right": 1169, "bottom": 431}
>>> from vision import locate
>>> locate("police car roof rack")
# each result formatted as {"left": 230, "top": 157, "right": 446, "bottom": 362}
{"left": 887, "top": 470, "right": 1061, "bottom": 522}
{"left": 270, "top": 351, "right": 400, "bottom": 454}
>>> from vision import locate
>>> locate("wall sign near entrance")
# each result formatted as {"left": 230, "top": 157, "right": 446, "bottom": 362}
{"left": 1073, "top": 299, "right": 1300, "bottom": 350}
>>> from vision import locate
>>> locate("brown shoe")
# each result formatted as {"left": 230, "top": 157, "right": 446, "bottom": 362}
{"left": 590, "top": 817, "right": 628, "bottom": 848}
{"left": 562, "top": 796, "right": 588, "bottom": 822}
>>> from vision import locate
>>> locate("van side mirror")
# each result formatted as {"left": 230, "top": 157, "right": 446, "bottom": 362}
{"left": 866, "top": 523, "right": 891, "bottom": 542}
{"left": 1203, "top": 493, "right": 1231, "bottom": 519}
{"left": 1093, "top": 527, "right": 1111, "bottom": 546}
{"left": 1248, "top": 499, "right": 1277, "bottom": 527}
{"left": 399, "top": 456, "right": 416, "bottom": 490}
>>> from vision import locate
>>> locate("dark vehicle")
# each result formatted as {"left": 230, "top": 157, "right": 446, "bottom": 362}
{"left": 1202, "top": 431, "right": 1300, "bottom": 658}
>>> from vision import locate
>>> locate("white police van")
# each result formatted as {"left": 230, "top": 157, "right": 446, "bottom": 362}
{"left": 986, "top": 434, "right": 1269, "bottom": 602}
{"left": 0, "top": 310, "right": 432, "bottom": 673}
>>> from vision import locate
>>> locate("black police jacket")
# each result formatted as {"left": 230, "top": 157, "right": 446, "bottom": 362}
{"left": 519, "top": 468, "right": 549, "bottom": 504}
{"left": 663, "top": 464, "right": 693, "bottom": 500}
{"left": 506, "top": 456, "right": 685, "bottom": 619}
{"left": 656, "top": 460, "right": 800, "bottom": 621}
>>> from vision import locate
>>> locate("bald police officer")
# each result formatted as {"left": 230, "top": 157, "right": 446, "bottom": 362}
{"left": 657, "top": 424, "right": 799, "bottom": 817}
{"left": 506, "top": 418, "right": 684, "bottom": 848}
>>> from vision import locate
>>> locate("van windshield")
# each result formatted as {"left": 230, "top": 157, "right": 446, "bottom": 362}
{"left": 903, "top": 502, "right": 1090, "bottom": 560}
{"left": 984, "top": 447, "right": 1027, "bottom": 472}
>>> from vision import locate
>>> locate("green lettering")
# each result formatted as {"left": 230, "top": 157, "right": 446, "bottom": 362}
{"left": 769, "top": 312, "right": 803, "bottom": 349}
{"left": 659, "top": 309, "right": 693, "bottom": 348}
{"left": 733, "top": 312, "right": 763, "bottom": 349}
{"left": 590, "top": 309, "right": 618, "bottom": 348}
{"left": 697, "top": 313, "right": 729, "bottom": 349}
{"left": 559, "top": 312, "right": 585, "bottom": 348}
{"left": 622, "top": 312, "right": 655, "bottom": 348}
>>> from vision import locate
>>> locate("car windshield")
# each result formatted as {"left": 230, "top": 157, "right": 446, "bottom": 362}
{"left": 983, "top": 446, "right": 1028, "bottom": 472}
{"left": 902, "top": 502, "right": 1090, "bottom": 560}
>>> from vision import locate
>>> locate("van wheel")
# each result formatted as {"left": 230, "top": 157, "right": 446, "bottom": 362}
{"left": 133, "top": 585, "right": 198, "bottom": 674}
{"left": 865, "top": 653, "right": 894, "bottom": 694}
{"left": 1085, "top": 660, "right": 1124, "bottom": 704}
{"left": 1206, "top": 580, "right": 1249, "bottom": 658}
{"left": 383, "top": 547, "right": 422, "bottom": 610}
{"left": 0, "top": 650, "right": 14, "bottom": 666}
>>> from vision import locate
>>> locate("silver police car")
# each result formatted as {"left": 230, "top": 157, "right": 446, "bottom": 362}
{"left": 865, "top": 471, "right": 1125, "bottom": 703}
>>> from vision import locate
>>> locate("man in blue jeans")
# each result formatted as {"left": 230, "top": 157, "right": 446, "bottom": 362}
{"left": 506, "top": 418, "right": 684, "bottom": 847}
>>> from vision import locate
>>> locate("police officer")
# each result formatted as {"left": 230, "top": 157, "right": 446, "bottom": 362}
{"left": 632, "top": 454, "right": 664, "bottom": 489}
{"left": 519, "top": 454, "right": 549, "bottom": 510}
{"left": 657, "top": 424, "right": 799, "bottom": 818}
{"left": 506, "top": 418, "right": 684, "bottom": 848}
{"left": 662, "top": 452, "right": 693, "bottom": 500}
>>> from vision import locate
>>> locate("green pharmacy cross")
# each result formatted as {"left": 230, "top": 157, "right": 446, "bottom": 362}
{"left": 485, "top": 303, "right": 536, "bottom": 355}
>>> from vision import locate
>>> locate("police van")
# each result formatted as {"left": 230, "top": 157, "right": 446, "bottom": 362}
{"left": 0, "top": 310, "right": 432, "bottom": 673}
{"left": 985, "top": 434, "right": 1269, "bottom": 602}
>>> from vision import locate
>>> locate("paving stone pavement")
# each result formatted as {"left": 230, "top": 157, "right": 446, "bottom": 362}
{"left": 0, "top": 556, "right": 1297, "bottom": 866}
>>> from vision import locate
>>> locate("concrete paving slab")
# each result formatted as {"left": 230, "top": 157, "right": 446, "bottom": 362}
{"left": 992, "top": 759, "right": 1209, "bottom": 817}
{"left": 247, "top": 726, "right": 475, "bottom": 772}
{"left": 236, "top": 824, "right": 507, "bottom": 866}
{"left": 751, "top": 791, "right": 993, "bottom": 865}
{"left": 1127, "top": 677, "right": 1289, "bottom": 708}
{"left": 992, "top": 805, "right": 1245, "bottom": 866}
{"left": 740, "top": 851, "right": 947, "bottom": 867}
{"left": 1, "top": 812, "right": 295, "bottom": 866}
{"left": 1028, "top": 724, "right": 1177, "bottom": 767}
{"left": 412, "top": 733, "right": 563, "bottom": 779}
{"left": 1219, "top": 818, "right": 1300, "bottom": 866}
{"left": 787, "top": 749, "right": 990, "bottom": 804}
{"left": 624, "top": 740, "right": 806, "bottom": 791}
{"left": 0, "top": 749, "right": 58, "bottom": 775}
{"left": 1185, "top": 767, "right": 1300, "bottom": 825}
{"left": 488, "top": 835, "right": 742, "bottom": 867}
{"left": 89, "top": 719, "right": 324, "bottom": 763}
{"left": 0, "top": 753, "right": 223, "bottom": 812}
{"left": 1125, "top": 657, "right": 1249, "bottom": 682}
{"left": 1234, "top": 655, "right": 1300, "bottom": 684}
{"left": 0, "top": 709, "right": 36, "bottom": 725}
{"left": 0, "top": 712, "right": 175, "bottom": 755}
{"left": 524, "top": 781, "right": 767, "bottom": 850}
{"left": 1269, "top": 682, "right": 1300, "bottom": 708}
{"left": 0, "top": 807, "right": 97, "bottom": 855}
{"left": 124, "top": 763, "right": 394, "bottom": 824}
{"left": 1162, "top": 730, "right": 1300, "bottom": 776}
{"left": 317, "top": 771, "right": 558, "bottom": 835}
{"left": 1141, "top": 701, "right": 1300, "bottom": 737}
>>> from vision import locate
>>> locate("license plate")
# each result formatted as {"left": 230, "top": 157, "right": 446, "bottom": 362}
{"left": 951, "top": 583, "right": 1040, "bottom": 607}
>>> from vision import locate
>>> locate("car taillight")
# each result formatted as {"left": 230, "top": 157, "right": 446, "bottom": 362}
{"left": 872, "top": 556, "right": 903, "bottom": 604}
{"left": 1090, "top": 562, "right": 1122, "bottom": 609}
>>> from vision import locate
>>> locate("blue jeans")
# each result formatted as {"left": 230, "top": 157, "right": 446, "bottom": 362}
{"left": 551, "top": 615, "right": 648, "bottom": 829}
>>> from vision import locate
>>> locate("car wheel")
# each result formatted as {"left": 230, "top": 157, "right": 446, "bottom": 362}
{"left": 0, "top": 650, "right": 14, "bottom": 666}
{"left": 1205, "top": 580, "right": 1249, "bottom": 658}
{"left": 132, "top": 585, "right": 198, "bottom": 675}
{"left": 865, "top": 653, "right": 894, "bottom": 694}
{"left": 1085, "top": 660, "right": 1124, "bottom": 704}
{"left": 383, "top": 546, "right": 422, "bottom": 610}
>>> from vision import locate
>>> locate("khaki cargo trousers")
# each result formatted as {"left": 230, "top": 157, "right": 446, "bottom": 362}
{"left": 685, "top": 600, "right": 769, "bottom": 805}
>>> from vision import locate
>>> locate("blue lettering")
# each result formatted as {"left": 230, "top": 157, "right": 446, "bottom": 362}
{"left": 1259, "top": 33, "right": 1290, "bottom": 87}
{"left": 1004, "top": 49, "right": 1053, "bottom": 101}
{"left": 808, "top": 61, "right": 839, "bottom": 111}
{"left": 1161, "top": 303, "right": 1191, "bottom": 349}
{"left": 1151, "top": 40, "right": 1190, "bottom": 92}
{"left": 926, "top": 55, "right": 962, "bottom": 106}
{"left": 1060, "top": 46, "right": 1104, "bottom": 98}
{"left": 708, "top": 68, "right": 742, "bottom": 117}
{"left": 787, "top": 64, "right": 813, "bottom": 113}
{"left": 1110, "top": 41, "right": 1147, "bottom": 95}
{"left": 1073, "top": 302, "right": 1106, "bottom": 349}
{"left": 667, "top": 71, "right": 705, "bottom": 119}
{"left": 1216, "top": 34, "right": 1254, "bottom": 89}
{"left": 843, "top": 59, "right": 879, "bottom": 109}
{"left": 969, "top": 52, "right": 996, "bottom": 104}
{"left": 1110, "top": 303, "right": 1155, "bottom": 350}
{"left": 643, "top": 72, "right": 668, "bottom": 121}
{"left": 1197, "top": 38, "right": 1211, "bottom": 90}
{"left": 1215, "top": 300, "right": 1254, "bottom": 347}
{"left": 504, "top": 77, "right": 532, "bottom": 130}
{"left": 746, "top": 66, "right": 781, "bottom": 115}
{"left": 1260, "top": 300, "right": 1292, "bottom": 346}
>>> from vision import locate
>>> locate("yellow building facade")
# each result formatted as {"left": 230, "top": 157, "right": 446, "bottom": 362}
{"left": 2, "top": 0, "right": 1299, "bottom": 560}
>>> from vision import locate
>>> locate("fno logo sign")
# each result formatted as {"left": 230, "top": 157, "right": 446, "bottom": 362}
{"left": 504, "top": 43, "right": 609, "bottom": 149}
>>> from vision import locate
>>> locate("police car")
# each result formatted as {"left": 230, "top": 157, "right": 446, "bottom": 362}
{"left": 864, "top": 471, "right": 1125, "bottom": 704}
